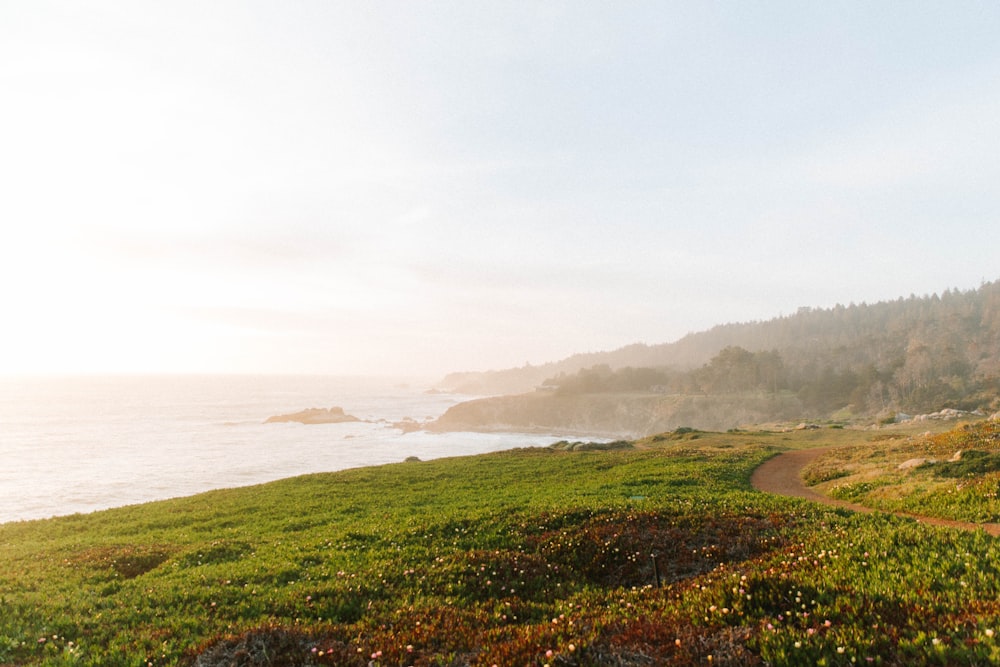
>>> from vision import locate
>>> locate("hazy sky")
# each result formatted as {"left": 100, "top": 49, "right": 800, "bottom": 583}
{"left": 3, "top": 2, "right": 999, "bottom": 378}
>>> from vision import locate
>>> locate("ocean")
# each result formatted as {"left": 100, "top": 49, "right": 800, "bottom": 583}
{"left": 0, "top": 374, "right": 568, "bottom": 524}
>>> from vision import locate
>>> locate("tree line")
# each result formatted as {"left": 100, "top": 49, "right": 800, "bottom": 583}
{"left": 541, "top": 281, "right": 1000, "bottom": 418}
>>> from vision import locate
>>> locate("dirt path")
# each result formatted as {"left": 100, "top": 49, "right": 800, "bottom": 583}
{"left": 751, "top": 447, "right": 1000, "bottom": 537}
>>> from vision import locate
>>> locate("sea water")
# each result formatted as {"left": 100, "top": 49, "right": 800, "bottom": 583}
{"left": 0, "top": 375, "right": 566, "bottom": 524}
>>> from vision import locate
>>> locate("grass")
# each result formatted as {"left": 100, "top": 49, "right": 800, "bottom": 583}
{"left": 804, "top": 419, "right": 1000, "bottom": 523}
{"left": 2, "top": 427, "right": 1000, "bottom": 665}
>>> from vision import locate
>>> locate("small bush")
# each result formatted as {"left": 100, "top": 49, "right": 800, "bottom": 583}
{"left": 933, "top": 450, "right": 1000, "bottom": 478}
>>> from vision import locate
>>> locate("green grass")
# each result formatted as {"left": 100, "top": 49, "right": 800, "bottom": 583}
{"left": 3, "top": 429, "right": 1000, "bottom": 665}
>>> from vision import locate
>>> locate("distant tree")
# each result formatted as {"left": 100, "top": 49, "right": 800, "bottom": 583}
{"left": 755, "top": 350, "right": 785, "bottom": 394}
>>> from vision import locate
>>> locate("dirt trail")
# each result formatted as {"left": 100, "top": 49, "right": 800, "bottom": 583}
{"left": 751, "top": 447, "right": 1000, "bottom": 537}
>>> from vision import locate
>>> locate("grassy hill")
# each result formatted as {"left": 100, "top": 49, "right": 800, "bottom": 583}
{"left": 5, "top": 423, "right": 1000, "bottom": 665}
{"left": 803, "top": 419, "right": 1000, "bottom": 523}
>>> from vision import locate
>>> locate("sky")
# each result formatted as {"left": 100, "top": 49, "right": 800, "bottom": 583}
{"left": 2, "top": 2, "right": 1000, "bottom": 378}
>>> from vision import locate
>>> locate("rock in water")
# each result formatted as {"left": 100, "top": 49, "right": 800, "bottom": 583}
{"left": 264, "top": 407, "right": 362, "bottom": 424}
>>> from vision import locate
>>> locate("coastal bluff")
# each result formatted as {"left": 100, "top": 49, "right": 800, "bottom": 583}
{"left": 427, "top": 390, "right": 806, "bottom": 437}
{"left": 264, "top": 407, "right": 362, "bottom": 425}
{"left": 426, "top": 392, "right": 658, "bottom": 438}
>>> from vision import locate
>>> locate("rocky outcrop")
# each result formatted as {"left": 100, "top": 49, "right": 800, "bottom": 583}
{"left": 264, "top": 407, "right": 362, "bottom": 425}
{"left": 391, "top": 417, "right": 432, "bottom": 433}
{"left": 898, "top": 408, "right": 985, "bottom": 423}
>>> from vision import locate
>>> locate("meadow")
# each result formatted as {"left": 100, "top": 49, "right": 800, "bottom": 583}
{"left": 3, "top": 426, "right": 1000, "bottom": 666}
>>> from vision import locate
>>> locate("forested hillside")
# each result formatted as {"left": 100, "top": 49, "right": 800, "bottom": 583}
{"left": 440, "top": 281, "right": 1000, "bottom": 421}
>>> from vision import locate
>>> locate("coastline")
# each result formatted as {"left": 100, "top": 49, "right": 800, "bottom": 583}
{"left": 427, "top": 423, "right": 628, "bottom": 440}
{"left": 0, "top": 375, "right": 581, "bottom": 524}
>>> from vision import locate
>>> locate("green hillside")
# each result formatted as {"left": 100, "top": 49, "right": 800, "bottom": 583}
{"left": 5, "top": 424, "right": 1000, "bottom": 665}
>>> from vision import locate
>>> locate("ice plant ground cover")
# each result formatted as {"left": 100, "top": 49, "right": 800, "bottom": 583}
{"left": 3, "top": 425, "right": 1000, "bottom": 665}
